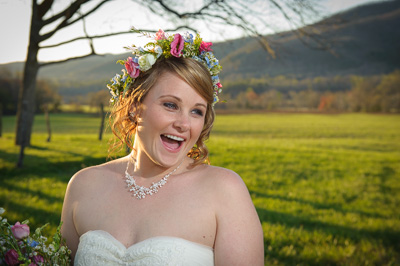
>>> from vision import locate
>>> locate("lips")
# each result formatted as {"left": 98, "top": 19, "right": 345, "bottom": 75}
{"left": 160, "top": 134, "right": 185, "bottom": 152}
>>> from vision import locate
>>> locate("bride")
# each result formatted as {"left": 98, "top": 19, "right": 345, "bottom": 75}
{"left": 61, "top": 29, "right": 264, "bottom": 265}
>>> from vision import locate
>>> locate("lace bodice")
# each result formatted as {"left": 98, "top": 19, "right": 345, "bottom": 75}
{"left": 74, "top": 230, "right": 214, "bottom": 265}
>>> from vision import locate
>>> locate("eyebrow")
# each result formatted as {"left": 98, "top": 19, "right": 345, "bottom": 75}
{"left": 159, "top": 95, "right": 207, "bottom": 109}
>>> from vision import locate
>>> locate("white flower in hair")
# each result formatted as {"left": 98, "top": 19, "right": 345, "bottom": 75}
{"left": 138, "top": 54, "right": 157, "bottom": 71}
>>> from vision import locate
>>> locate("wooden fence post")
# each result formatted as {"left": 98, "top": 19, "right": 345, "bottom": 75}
{"left": 45, "top": 104, "right": 51, "bottom": 142}
{"left": 98, "top": 103, "right": 105, "bottom": 141}
{"left": 0, "top": 103, "right": 2, "bottom": 138}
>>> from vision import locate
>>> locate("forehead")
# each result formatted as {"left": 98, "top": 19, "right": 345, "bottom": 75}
{"left": 146, "top": 72, "right": 207, "bottom": 105}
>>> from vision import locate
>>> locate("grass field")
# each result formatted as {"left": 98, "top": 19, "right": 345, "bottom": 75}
{"left": 0, "top": 112, "right": 399, "bottom": 265}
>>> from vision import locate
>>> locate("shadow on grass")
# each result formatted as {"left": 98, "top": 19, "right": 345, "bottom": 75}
{"left": 251, "top": 190, "right": 389, "bottom": 220}
{"left": 0, "top": 197, "right": 61, "bottom": 233}
{"left": 0, "top": 149, "right": 19, "bottom": 164}
{"left": 0, "top": 148, "right": 108, "bottom": 230}
{"left": 0, "top": 181, "right": 63, "bottom": 204}
{"left": 253, "top": 164, "right": 400, "bottom": 264}
{"left": 0, "top": 148, "right": 107, "bottom": 182}
{"left": 0, "top": 143, "right": 106, "bottom": 164}
{"left": 257, "top": 206, "right": 400, "bottom": 254}
{"left": 29, "top": 145, "right": 50, "bottom": 151}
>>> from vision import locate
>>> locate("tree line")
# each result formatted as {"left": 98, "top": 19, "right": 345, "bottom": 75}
{"left": 217, "top": 70, "right": 400, "bottom": 113}
{"left": 0, "top": 68, "right": 61, "bottom": 115}
{"left": 0, "top": 66, "right": 109, "bottom": 116}
{"left": 1, "top": 68, "right": 399, "bottom": 115}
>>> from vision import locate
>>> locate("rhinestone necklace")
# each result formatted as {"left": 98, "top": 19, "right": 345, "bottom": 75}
{"left": 125, "top": 157, "right": 183, "bottom": 199}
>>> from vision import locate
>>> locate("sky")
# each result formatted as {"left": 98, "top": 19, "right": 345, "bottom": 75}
{"left": 0, "top": 0, "right": 382, "bottom": 64}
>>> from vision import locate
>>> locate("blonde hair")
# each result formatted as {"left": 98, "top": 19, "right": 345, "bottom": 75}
{"left": 109, "top": 57, "right": 215, "bottom": 166}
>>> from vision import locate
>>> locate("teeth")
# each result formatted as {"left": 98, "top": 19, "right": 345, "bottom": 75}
{"left": 164, "top": 134, "right": 184, "bottom": 142}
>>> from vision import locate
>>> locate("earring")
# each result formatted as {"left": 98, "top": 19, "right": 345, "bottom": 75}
{"left": 129, "top": 111, "right": 138, "bottom": 125}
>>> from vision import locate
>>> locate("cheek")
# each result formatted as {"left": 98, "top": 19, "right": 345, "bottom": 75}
{"left": 138, "top": 107, "right": 166, "bottom": 129}
{"left": 192, "top": 119, "right": 206, "bottom": 141}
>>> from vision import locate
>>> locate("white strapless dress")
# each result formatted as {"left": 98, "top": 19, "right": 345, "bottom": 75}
{"left": 74, "top": 230, "right": 214, "bottom": 265}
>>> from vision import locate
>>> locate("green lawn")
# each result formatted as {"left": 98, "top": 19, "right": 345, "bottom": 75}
{"left": 1, "top": 112, "right": 399, "bottom": 265}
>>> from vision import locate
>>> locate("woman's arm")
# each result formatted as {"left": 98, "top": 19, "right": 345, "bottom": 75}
{"left": 213, "top": 169, "right": 264, "bottom": 265}
{"left": 60, "top": 172, "right": 83, "bottom": 261}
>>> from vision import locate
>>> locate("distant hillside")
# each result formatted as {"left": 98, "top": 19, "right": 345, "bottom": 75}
{"left": 2, "top": 0, "right": 399, "bottom": 98}
{"left": 216, "top": 0, "right": 400, "bottom": 80}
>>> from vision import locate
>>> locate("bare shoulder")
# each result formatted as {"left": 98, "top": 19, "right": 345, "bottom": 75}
{"left": 200, "top": 165, "right": 265, "bottom": 265}
{"left": 66, "top": 156, "right": 127, "bottom": 197}
{"left": 199, "top": 165, "right": 253, "bottom": 212}
{"left": 203, "top": 164, "right": 240, "bottom": 179}
{"left": 199, "top": 165, "right": 249, "bottom": 198}
{"left": 61, "top": 157, "right": 128, "bottom": 259}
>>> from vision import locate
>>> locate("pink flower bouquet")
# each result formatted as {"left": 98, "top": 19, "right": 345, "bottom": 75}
{"left": 0, "top": 208, "right": 71, "bottom": 265}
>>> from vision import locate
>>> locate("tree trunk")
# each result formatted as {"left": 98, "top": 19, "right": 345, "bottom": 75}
{"left": 16, "top": 0, "right": 41, "bottom": 167}
{"left": 15, "top": 59, "right": 39, "bottom": 146}
{"left": 98, "top": 103, "right": 105, "bottom": 141}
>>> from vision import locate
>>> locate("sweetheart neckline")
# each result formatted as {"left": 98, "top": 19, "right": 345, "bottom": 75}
{"left": 80, "top": 230, "right": 214, "bottom": 251}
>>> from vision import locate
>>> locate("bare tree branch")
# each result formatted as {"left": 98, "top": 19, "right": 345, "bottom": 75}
{"left": 40, "top": 31, "right": 133, "bottom": 49}
{"left": 132, "top": 0, "right": 329, "bottom": 56}
{"left": 37, "top": 0, "right": 54, "bottom": 19}
{"left": 146, "top": 0, "right": 218, "bottom": 19}
{"left": 59, "top": 0, "right": 109, "bottom": 29}
{"left": 40, "top": 0, "right": 109, "bottom": 42}
{"left": 39, "top": 26, "right": 196, "bottom": 49}
{"left": 39, "top": 53, "right": 101, "bottom": 67}
{"left": 37, "top": 0, "right": 329, "bottom": 66}
{"left": 41, "top": 0, "right": 88, "bottom": 26}
{"left": 39, "top": 24, "right": 198, "bottom": 67}
{"left": 79, "top": 9, "right": 96, "bottom": 55}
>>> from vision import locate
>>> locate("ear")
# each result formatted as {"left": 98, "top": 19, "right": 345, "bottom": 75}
{"left": 129, "top": 102, "right": 143, "bottom": 123}
{"left": 128, "top": 103, "right": 137, "bottom": 120}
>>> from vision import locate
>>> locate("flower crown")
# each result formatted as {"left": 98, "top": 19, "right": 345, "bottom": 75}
{"left": 107, "top": 28, "right": 223, "bottom": 105}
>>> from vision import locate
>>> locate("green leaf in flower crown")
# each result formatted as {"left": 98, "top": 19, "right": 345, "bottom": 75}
{"left": 123, "top": 77, "right": 132, "bottom": 97}
{"left": 116, "top": 60, "right": 125, "bottom": 65}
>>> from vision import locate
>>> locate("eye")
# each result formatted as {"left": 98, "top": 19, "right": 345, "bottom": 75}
{"left": 163, "top": 102, "right": 178, "bottom": 110}
{"left": 192, "top": 109, "right": 204, "bottom": 117}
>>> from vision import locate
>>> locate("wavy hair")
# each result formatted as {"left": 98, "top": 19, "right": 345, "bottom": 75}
{"left": 109, "top": 57, "right": 215, "bottom": 166}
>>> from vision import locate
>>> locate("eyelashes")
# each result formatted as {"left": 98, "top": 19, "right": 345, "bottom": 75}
{"left": 163, "top": 102, "right": 177, "bottom": 109}
{"left": 192, "top": 109, "right": 204, "bottom": 116}
{"left": 163, "top": 102, "right": 204, "bottom": 117}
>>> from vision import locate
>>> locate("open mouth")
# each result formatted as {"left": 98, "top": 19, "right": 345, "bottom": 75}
{"left": 160, "top": 134, "right": 185, "bottom": 151}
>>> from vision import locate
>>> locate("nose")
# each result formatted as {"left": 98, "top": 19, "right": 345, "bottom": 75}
{"left": 173, "top": 112, "right": 190, "bottom": 132}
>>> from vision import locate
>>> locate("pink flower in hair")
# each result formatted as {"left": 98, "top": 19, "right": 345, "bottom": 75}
{"left": 170, "top": 33, "right": 184, "bottom": 57}
{"left": 155, "top": 29, "right": 166, "bottom": 40}
{"left": 199, "top": 41, "right": 213, "bottom": 53}
{"left": 125, "top": 57, "right": 140, "bottom": 78}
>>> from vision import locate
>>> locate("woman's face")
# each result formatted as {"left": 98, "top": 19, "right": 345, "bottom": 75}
{"left": 135, "top": 71, "right": 207, "bottom": 168}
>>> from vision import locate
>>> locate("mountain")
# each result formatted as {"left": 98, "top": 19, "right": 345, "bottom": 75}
{"left": 216, "top": 0, "right": 400, "bottom": 80}
{"left": 2, "top": 0, "right": 399, "bottom": 98}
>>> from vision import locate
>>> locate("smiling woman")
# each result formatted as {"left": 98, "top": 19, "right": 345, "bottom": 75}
{"left": 111, "top": 56, "right": 215, "bottom": 167}
{"left": 60, "top": 29, "right": 264, "bottom": 265}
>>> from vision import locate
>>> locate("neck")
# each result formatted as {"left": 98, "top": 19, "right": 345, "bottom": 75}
{"left": 130, "top": 143, "right": 185, "bottom": 179}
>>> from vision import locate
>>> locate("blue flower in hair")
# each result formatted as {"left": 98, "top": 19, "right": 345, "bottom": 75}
{"left": 184, "top": 32, "right": 194, "bottom": 43}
